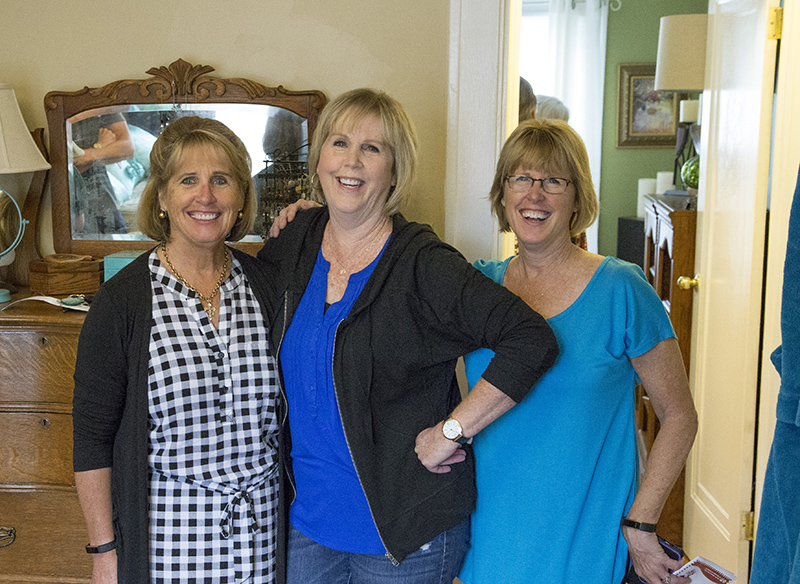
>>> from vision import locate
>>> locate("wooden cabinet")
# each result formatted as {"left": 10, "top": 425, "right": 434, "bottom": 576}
{"left": 0, "top": 296, "right": 91, "bottom": 583}
{"left": 640, "top": 193, "right": 697, "bottom": 546}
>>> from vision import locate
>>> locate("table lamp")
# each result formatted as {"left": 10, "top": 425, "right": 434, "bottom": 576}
{"left": 0, "top": 83, "right": 51, "bottom": 297}
{"left": 654, "top": 14, "right": 708, "bottom": 190}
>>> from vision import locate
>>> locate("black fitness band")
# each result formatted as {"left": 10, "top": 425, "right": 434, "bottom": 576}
{"left": 85, "top": 539, "right": 117, "bottom": 554}
{"left": 620, "top": 518, "right": 658, "bottom": 533}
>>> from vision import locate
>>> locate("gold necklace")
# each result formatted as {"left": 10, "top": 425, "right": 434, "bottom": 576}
{"left": 161, "top": 244, "right": 230, "bottom": 318}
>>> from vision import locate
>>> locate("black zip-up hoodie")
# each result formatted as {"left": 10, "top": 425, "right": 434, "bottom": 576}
{"left": 258, "top": 207, "right": 558, "bottom": 563}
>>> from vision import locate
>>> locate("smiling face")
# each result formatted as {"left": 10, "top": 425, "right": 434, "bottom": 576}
{"left": 158, "top": 144, "right": 244, "bottom": 251}
{"left": 317, "top": 113, "right": 396, "bottom": 225}
{"left": 502, "top": 165, "right": 577, "bottom": 249}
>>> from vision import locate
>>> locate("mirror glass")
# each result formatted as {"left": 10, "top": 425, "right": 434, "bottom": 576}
{"left": 66, "top": 103, "right": 308, "bottom": 243}
{"left": 45, "top": 59, "right": 325, "bottom": 258}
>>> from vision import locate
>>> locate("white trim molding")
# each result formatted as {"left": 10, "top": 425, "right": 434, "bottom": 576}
{"left": 445, "top": 0, "right": 513, "bottom": 262}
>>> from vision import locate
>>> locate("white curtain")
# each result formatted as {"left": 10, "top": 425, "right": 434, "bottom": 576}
{"left": 548, "top": 0, "right": 609, "bottom": 253}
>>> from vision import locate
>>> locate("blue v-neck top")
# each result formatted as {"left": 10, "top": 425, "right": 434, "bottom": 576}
{"left": 281, "top": 242, "right": 388, "bottom": 553}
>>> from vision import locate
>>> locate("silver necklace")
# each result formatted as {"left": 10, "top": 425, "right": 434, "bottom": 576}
{"left": 161, "top": 243, "right": 230, "bottom": 318}
{"left": 325, "top": 221, "right": 391, "bottom": 276}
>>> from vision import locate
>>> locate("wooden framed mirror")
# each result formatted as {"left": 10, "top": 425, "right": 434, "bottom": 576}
{"left": 45, "top": 59, "right": 326, "bottom": 258}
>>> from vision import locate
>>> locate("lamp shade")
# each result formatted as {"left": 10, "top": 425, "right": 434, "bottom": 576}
{"left": 0, "top": 83, "right": 50, "bottom": 173}
{"left": 654, "top": 14, "right": 708, "bottom": 91}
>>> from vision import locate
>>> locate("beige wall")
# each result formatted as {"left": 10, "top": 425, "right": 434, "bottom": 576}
{"left": 1, "top": 0, "right": 450, "bottom": 253}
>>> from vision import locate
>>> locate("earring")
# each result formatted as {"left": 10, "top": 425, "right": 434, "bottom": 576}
{"left": 159, "top": 209, "right": 167, "bottom": 219}
{"left": 237, "top": 210, "right": 243, "bottom": 220}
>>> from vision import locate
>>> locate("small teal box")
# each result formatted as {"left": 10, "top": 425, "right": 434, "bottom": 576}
{"left": 104, "top": 250, "right": 147, "bottom": 282}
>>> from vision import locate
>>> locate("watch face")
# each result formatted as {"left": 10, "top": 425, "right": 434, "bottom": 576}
{"left": 443, "top": 418, "right": 462, "bottom": 440}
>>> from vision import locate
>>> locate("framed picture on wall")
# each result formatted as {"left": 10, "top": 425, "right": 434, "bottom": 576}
{"left": 617, "top": 63, "right": 681, "bottom": 148}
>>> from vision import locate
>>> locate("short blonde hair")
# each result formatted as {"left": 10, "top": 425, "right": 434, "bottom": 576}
{"left": 138, "top": 116, "right": 256, "bottom": 242}
{"left": 489, "top": 119, "right": 598, "bottom": 238}
{"left": 307, "top": 88, "right": 418, "bottom": 217}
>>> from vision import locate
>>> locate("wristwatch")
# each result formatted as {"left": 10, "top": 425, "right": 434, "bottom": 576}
{"left": 442, "top": 417, "right": 470, "bottom": 444}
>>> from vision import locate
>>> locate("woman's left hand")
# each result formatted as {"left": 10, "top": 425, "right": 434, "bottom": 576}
{"left": 414, "top": 423, "right": 467, "bottom": 473}
{"left": 623, "top": 528, "right": 690, "bottom": 584}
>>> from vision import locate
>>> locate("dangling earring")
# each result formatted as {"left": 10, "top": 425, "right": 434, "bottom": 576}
{"left": 159, "top": 209, "right": 167, "bottom": 220}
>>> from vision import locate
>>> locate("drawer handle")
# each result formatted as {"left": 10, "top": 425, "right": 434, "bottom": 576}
{"left": 38, "top": 336, "right": 50, "bottom": 348}
{"left": 0, "top": 526, "right": 16, "bottom": 548}
{"left": 40, "top": 418, "right": 51, "bottom": 429}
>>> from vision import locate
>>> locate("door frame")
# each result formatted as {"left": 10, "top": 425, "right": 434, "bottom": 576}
{"left": 444, "top": 0, "right": 514, "bottom": 263}
{"left": 755, "top": 0, "right": 800, "bottom": 531}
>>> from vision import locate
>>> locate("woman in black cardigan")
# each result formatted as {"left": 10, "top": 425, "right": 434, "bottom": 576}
{"left": 257, "top": 88, "right": 559, "bottom": 584}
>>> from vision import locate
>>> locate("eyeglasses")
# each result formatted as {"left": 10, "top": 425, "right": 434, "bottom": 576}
{"left": 505, "top": 175, "right": 572, "bottom": 195}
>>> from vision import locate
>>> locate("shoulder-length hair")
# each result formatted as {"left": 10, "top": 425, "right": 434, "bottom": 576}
{"left": 307, "top": 88, "right": 418, "bottom": 217}
{"left": 489, "top": 119, "right": 598, "bottom": 238}
{"left": 138, "top": 116, "right": 256, "bottom": 242}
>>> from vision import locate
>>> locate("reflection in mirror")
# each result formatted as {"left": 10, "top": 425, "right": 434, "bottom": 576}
{"left": 46, "top": 59, "right": 326, "bottom": 258}
{"left": 67, "top": 104, "right": 309, "bottom": 243}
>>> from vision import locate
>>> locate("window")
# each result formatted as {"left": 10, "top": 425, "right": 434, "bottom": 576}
{"left": 519, "top": 1, "right": 553, "bottom": 97}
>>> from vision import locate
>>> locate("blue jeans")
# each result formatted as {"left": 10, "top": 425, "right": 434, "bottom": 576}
{"left": 287, "top": 519, "right": 470, "bottom": 584}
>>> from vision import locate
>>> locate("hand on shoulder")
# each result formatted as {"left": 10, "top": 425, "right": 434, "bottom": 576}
{"left": 268, "top": 198, "right": 323, "bottom": 238}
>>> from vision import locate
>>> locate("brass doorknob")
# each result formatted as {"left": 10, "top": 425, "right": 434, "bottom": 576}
{"left": 677, "top": 275, "right": 699, "bottom": 290}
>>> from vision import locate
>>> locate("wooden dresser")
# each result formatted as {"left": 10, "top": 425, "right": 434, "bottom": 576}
{"left": 639, "top": 193, "right": 697, "bottom": 546}
{"left": 0, "top": 294, "right": 92, "bottom": 583}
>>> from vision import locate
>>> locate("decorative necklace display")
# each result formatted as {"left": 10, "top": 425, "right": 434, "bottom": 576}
{"left": 161, "top": 244, "right": 230, "bottom": 318}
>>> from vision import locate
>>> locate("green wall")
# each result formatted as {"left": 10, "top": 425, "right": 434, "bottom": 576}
{"left": 599, "top": 0, "right": 707, "bottom": 256}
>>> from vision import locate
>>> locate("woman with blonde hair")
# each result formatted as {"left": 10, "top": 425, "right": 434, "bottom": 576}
{"left": 73, "top": 116, "right": 285, "bottom": 583}
{"left": 458, "top": 119, "right": 698, "bottom": 584}
{"left": 258, "top": 89, "right": 558, "bottom": 584}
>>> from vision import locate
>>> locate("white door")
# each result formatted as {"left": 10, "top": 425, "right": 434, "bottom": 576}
{"left": 683, "top": 1, "right": 779, "bottom": 580}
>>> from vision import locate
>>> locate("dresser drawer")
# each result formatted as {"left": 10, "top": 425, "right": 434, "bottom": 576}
{"left": 0, "top": 328, "right": 80, "bottom": 404}
{"left": 0, "top": 412, "right": 74, "bottom": 486}
{"left": 0, "top": 489, "right": 91, "bottom": 582}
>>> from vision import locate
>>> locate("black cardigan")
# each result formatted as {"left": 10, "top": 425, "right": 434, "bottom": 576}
{"left": 257, "top": 207, "right": 558, "bottom": 562}
{"left": 72, "top": 247, "right": 287, "bottom": 584}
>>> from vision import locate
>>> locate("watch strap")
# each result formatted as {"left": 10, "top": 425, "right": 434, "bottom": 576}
{"left": 620, "top": 518, "right": 657, "bottom": 533}
{"left": 85, "top": 539, "right": 117, "bottom": 554}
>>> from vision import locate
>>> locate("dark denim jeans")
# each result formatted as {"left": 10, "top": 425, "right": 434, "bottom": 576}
{"left": 286, "top": 519, "right": 470, "bottom": 584}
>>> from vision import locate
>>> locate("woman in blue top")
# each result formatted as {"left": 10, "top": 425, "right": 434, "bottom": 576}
{"left": 457, "top": 119, "right": 698, "bottom": 584}
{"left": 257, "top": 89, "right": 558, "bottom": 584}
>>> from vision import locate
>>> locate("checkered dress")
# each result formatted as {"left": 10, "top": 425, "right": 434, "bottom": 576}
{"left": 146, "top": 250, "right": 280, "bottom": 583}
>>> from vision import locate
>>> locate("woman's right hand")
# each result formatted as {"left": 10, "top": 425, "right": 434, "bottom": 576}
{"left": 90, "top": 551, "right": 118, "bottom": 584}
{"left": 268, "top": 198, "right": 322, "bottom": 238}
{"left": 623, "top": 528, "right": 689, "bottom": 584}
